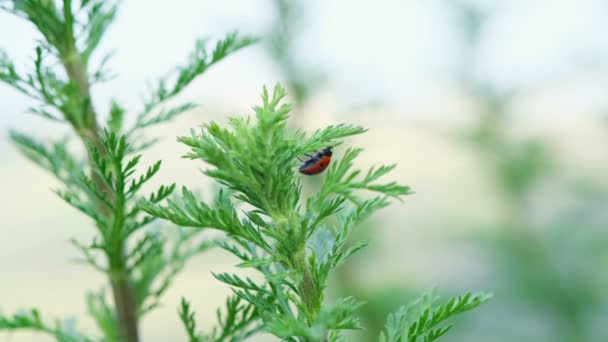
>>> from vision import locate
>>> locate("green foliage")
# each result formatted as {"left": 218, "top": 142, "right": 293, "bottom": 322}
{"left": 446, "top": 3, "right": 599, "bottom": 340}
{"left": 142, "top": 84, "right": 424, "bottom": 341}
{"left": 0, "top": 1, "right": 255, "bottom": 341}
{"left": 131, "top": 32, "right": 258, "bottom": 135}
{"left": 131, "top": 228, "right": 217, "bottom": 317}
{"left": 9, "top": 131, "right": 81, "bottom": 183}
{"left": 379, "top": 290, "right": 491, "bottom": 342}
{"left": 467, "top": 101, "right": 551, "bottom": 200}
{"left": 86, "top": 289, "right": 119, "bottom": 341}
{"left": 0, "top": 309, "right": 91, "bottom": 342}
{"left": 52, "top": 130, "right": 177, "bottom": 256}
{"left": 178, "top": 296, "right": 260, "bottom": 342}
{"left": 0, "top": 0, "right": 119, "bottom": 127}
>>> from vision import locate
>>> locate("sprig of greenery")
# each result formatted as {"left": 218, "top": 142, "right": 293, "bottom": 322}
{"left": 131, "top": 32, "right": 258, "bottom": 136}
{"left": 131, "top": 228, "right": 217, "bottom": 317}
{"left": 0, "top": 0, "right": 118, "bottom": 129}
{"left": 0, "top": 1, "right": 255, "bottom": 341}
{"left": 0, "top": 309, "right": 91, "bottom": 342}
{"left": 178, "top": 296, "right": 260, "bottom": 342}
{"left": 86, "top": 289, "right": 119, "bottom": 341}
{"left": 380, "top": 290, "right": 492, "bottom": 342}
{"left": 141, "top": 84, "right": 424, "bottom": 341}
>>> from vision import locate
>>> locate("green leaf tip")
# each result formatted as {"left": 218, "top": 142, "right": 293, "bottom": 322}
{"left": 380, "top": 290, "right": 491, "bottom": 342}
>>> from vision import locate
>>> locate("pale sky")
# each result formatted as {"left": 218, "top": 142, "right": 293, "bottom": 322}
{"left": 1, "top": 0, "right": 608, "bottom": 131}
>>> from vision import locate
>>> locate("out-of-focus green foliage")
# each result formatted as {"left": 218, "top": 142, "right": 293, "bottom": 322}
{"left": 178, "top": 296, "right": 260, "bottom": 342}
{"left": 0, "top": 309, "right": 91, "bottom": 342}
{"left": 444, "top": 1, "right": 608, "bottom": 341}
{"left": 266, "top": 0, "right": 324, "bottom": 105}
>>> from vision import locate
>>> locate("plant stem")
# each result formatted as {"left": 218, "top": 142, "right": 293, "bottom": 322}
{"left": 276, "top": 209, "right": 320, "bottom": 324}
{"left": 106, "top": 149, "right": 139, "bottom": 342}
{"left": 292, "top": 246, "right": 318, "bottom": 324}
{"left": 58, "top": 2, "right": 139, "bottom": 338}
{"left": 109, "top": 266, "right": 139, "bottom": 342}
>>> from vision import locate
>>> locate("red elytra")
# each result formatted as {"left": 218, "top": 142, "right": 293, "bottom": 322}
{"left": 298, "top": 147, "right": 333, "bottom": 175}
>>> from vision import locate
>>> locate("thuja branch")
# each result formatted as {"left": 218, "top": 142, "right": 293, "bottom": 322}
{"left": 142, "top": 85, "right": 489, "bottom": 341}
{"left": 0, "top": 1, "right": 255, "bottom": 341}
{"left": 380, "top": 289, "right": 492, "bottom": 342}
{"left": 141, "top": 84, "right": 415, "bottom": 340}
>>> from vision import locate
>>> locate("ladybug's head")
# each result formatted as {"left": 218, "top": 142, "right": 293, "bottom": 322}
{"left": 321, "top": 146, "right": 333, "bottom": 156}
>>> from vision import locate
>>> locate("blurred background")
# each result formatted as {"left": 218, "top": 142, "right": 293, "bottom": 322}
{"left": 2, "top": 0, "right": 608, "bottom": 341}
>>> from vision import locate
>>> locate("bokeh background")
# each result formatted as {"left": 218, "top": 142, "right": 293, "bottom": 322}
{"left": 2, "top": 0, "right": 608, "bottom": 341}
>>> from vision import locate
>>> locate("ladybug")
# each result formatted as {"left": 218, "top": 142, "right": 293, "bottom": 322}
{"left": 298, "top": 147, "right": 333, "bottom": 175}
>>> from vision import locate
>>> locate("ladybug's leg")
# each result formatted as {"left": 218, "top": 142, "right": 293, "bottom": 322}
{"left": 298, "top": 153, "right": 313, "bottom": 162}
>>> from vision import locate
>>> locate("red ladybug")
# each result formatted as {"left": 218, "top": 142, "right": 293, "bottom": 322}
{"left": 298, "top": 147, "right": 333, "bottom": 175}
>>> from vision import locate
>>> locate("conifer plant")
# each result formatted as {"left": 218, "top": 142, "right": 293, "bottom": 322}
{"left": 141, "top": 85, "right": 491, "bottom": 341}
{"left": 0, "top": 1, "right": 254, "bottom": 341}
